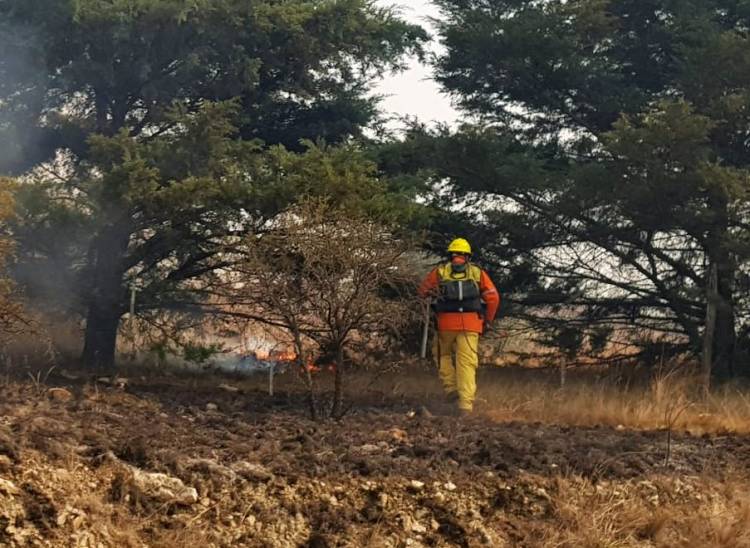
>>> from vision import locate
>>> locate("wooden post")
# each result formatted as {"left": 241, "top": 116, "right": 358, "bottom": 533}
{"left": 129, "top": 286, "right": 137, "bottom": 357}
{"left": 702, "top": 263, "right": 718, "bottom": 397}
{"left": 268, "top": 363, "right": 275, "bottom": 396}
{"left": 559, "top": 356, "right": 567, "bottom": 389}
{"left": 420, "top": 298, "right": 431, "bottom": 359}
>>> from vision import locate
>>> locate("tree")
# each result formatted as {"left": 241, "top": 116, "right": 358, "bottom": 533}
{"left": 422, "top": 0, "right": 750, "bottom": 379}
{"left": 0, "top": 0, "right": 426, "bottom": 171}
{"left": 207, "top": 143, "right": 424, "bottom": 419}
{"left": 1, "top": 0, "right": 426, "bottom": 368}
{"left": 228, "top": 200, "right": 419, "bottom": 419}
{"left": 13, "top": 103, "right": 269, "bottom": 367}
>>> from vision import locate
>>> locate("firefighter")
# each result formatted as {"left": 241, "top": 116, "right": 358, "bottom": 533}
{"left": 419, "top": 238, "right": 500, "bottom": 415}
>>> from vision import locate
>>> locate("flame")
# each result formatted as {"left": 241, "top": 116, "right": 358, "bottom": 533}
{"left": 252, "top": 349, "right": 297, "bottom": 362}
{"left": 306, "top": 358, "right": 321, "bottom": 373}
{"left": 304, "top": 357, "right": 335, "bottom": 373}
{"left": 251, "top": 348, "right": 335, "bottom": 373}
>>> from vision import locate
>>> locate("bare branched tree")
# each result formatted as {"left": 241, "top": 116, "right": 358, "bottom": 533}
{"left": 226, "top": 200, "right": 420, "bottom": 419}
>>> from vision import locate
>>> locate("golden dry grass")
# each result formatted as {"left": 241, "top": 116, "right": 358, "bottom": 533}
{"left": 477, "top": 368, "right": 750, "bottom": 435}
{"left": 187, "top": 359, "right": 750, "bottom": 435}
{"left": 319, "top": 364, "right": 750, "bottom": 434}
{"left": 534, "top": 474, "right": 750, "bottom": 548}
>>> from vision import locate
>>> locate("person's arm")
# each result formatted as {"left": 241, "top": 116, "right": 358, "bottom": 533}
{"left": 418, "top": 269, "right": 440, "bottom": 298}
{"left": 480, "top": 270, "right": 500, "bottom": 322}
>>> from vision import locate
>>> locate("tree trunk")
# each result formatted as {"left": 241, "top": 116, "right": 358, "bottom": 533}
{"left": 82, "top": 307, "right": 121, "bottom": 369}
{"left": 701, "top": 263, "right": 717, "bottom": 395}
{"left": 712, "top": 256, "right": 736, "bottom": 380}
{"left": 293, "top": 329, "right": 317, "bottom": 421}
{"left": 331, "top": 345, "right": 345, "bottom": 419}
{"left": 82, "top": 226, "right": 129, "bottom": 369}
{"left": 705, "top": 193, "right": 737, "bottom": 381}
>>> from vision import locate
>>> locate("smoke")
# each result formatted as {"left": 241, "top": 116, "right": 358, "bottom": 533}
{"left": 0, "top": 10, "right": 92, "bottom": 318}
{"left": 0, "top": 23, "right": 88, "bottom": 324}
{"left": 0, "top": 19, "right": 49, "bottom": 175}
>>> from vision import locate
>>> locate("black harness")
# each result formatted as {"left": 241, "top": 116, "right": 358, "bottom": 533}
{"left": 434, "top": 263, "right": 483, "bottom": 313}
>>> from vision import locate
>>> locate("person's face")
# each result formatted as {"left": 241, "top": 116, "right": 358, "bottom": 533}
{"left": 451, "top": 253, "right": 468, "bottom": 264}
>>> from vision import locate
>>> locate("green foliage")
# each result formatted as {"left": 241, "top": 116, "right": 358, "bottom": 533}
{"left": 11, "top": 102, "right": 419, "bottom": 367}
{"left": 182, "top": 342, "right": 223, "bottom": 365}
{"left": 149, "top": 341, "right": 170, "bottom": 367}
{"left": 0, "top": 0, "right": 427, "bottom": 172}
{"left": 0, "top": 0, "right": 425, "bottom": 368}
{"left": 425, "top": 0, "right": 750, "bottom": 376}
{"left": 257, "top": 141, "right": 429, "bottom": 227}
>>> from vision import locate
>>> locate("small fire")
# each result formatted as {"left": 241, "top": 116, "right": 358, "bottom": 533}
{"left": 252, "top": 349, "right": 296, "bottom": 362}
{"left": 251, "top": 348, "right": 335, "bottom": 373}
{"left": 305, "top": 357, "right": 335, "bottom": 373}
{"left": 275, "top": 351, "right": 297, "bottom": 362}
{"left": 306, "top": 357, "right": 321, "bottom": 373}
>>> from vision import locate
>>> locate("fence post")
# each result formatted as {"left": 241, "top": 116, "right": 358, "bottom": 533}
{"left": 129, "top": 285, "right": 137, "bottom": 357}
{"left": 559, "top": 356, "right": 567, "bottom": 388}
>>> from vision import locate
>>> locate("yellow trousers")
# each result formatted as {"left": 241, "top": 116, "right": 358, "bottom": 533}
{"left": 436, "top": 331, "right": 480, "bottom": 411}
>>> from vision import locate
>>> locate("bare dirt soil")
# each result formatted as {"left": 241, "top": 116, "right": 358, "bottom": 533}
{"left": 2, "top": 366, "right": 750, "bottom": 547}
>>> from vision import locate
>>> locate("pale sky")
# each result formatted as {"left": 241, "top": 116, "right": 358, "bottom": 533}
{"left": 373, "top": 0, "right": 461, "bottom": 129}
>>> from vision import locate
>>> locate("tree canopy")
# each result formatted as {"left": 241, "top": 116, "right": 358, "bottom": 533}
{"left": 414, "top": 0, "right": 750, "bottom": 378}
{"left": 0, "top": 0, "right": 426, "bottom": 172}
{"left": 1, "top": 0, "right": 426, "bottom": 367}
{"left": 5, "top": 0, "right": 750, "bottom": 380}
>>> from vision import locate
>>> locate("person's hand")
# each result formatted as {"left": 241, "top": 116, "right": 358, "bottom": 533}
{"left": 483, "top": 320, "right": 493, "bottom": 332}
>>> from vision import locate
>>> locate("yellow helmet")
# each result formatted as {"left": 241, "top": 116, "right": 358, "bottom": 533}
{"left": 447, "top": 238, "right": 472, "bottom": 255}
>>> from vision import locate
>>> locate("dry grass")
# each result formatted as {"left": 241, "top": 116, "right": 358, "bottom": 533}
{"left": 35, "top": 352, "right": 750, "bottom": 435}
{"left": 258, "top": 360, "right": 750, "bottom": 434}
{"left": 125, "top": 359, "right": 750, "bottom": 434}
{"left": 532, "top": 474, "right": 750, "bottom": 548}
{"left": 476, "top": 368, "right": 750, "bottom": 435}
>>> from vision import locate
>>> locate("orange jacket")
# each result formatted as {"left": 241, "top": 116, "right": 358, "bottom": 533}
{"left": 419, "top": 264, "right": 500, "bottom": 334}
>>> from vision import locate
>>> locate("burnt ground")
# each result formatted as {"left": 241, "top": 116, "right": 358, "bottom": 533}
{"left": 2, "top": 366, "right": 750, "bottom": 547}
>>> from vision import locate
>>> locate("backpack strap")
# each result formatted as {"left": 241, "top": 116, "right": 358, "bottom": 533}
{"left": 437, "top": 262, "right": 482, "bottom": 282}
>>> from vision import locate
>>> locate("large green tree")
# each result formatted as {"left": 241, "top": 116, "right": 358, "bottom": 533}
{"left": 0, "top": 0, "right": 425, "bottom": 170}
{"left": 0, "top": 0, "right": 425, "bottom": 368}
{"left": 423, "top": 0, "right": 750, "bottom": 378}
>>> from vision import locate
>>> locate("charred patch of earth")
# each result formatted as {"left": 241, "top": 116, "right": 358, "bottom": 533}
{"left": 20, "top": 483, "right": 57, "bottom": 534}
{"left": 2, "top": 368, "right": 750, "bottom": 546}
